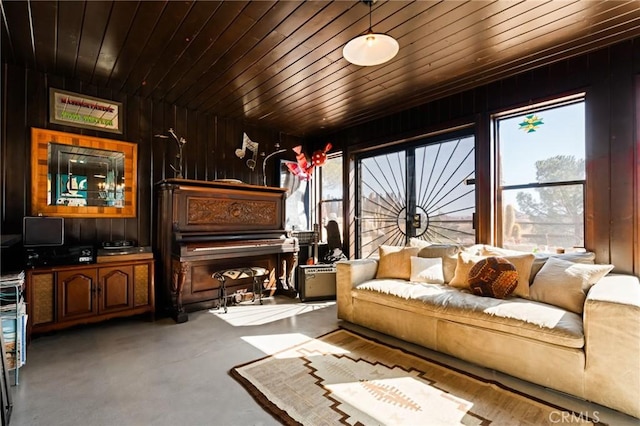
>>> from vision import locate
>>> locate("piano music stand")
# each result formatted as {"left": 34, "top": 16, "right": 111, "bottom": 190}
{"left": 212, "top": 267, "right": 269, "bottom": 313}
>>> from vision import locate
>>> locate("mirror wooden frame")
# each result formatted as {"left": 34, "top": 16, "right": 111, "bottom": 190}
{"left": 30, "top": 128, "right": 137, "bottom": 218}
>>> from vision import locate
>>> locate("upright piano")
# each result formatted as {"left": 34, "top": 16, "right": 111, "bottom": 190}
{"left": 155, "top": 179, "right": 298, "bottom": 322}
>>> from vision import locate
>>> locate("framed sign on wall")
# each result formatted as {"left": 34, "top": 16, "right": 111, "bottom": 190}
{"left": 49, "top": 88, "right": 123, "bottom": 134}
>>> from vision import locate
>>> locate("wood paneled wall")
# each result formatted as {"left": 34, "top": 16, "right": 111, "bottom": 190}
{"left": 316, "top": 38, "right": 640, "bottom": 275}
{"left": 0, "top": 63, "right": 299, "bottom": 249}
{"left": 2, "top": 38, "right": 639, "bottom": 275}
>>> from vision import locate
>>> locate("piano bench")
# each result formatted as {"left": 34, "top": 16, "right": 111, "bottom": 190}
{"left": 212, "top": 266, "right": 269, "bottom": 313}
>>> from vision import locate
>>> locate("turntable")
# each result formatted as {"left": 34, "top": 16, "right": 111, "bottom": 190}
{"left": 96, "top": 242, "right": 153, "bottom": 263}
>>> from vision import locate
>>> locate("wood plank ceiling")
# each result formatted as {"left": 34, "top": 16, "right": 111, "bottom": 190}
{"left": 2, "top": 1, "right": 640, "bottom": 138}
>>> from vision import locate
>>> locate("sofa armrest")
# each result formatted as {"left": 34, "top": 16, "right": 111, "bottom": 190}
{"left": 336, "top": 259, "right": 378, "bottom": 322}
{"left": 583, "top": 274, "right": 640, "bottom": 417}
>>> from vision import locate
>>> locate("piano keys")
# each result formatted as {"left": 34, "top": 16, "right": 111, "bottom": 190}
{"left": 155, "top": 179, "right": 299, "bottom": 322}
{"left": 183, "top": 237, "right": 298, "bottom": 260}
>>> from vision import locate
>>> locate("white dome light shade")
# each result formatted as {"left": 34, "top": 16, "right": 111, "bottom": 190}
{"left": 343, "top": 32, "right": 399, "bottom": 66}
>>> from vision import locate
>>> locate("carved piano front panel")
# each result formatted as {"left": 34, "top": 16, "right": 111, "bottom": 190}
{"left": 188, "top": 198, "right": 278, "bottom": 227}
{"left": 173, "top": 183, "right": 285, "bottom": 233}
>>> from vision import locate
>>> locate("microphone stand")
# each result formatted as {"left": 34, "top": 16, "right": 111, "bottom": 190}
{"left": 262, "top": 144, "right": 287, "bottom": 186}
{"left": 154, "top": 128, "right": 187, "bottom": 179}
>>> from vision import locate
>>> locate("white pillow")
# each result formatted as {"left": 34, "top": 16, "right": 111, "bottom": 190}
{"left": 410, "top": 256, "right": 444, "bottom": 284}
{"left": 530, "top": 257, "right": 614, "bottom": 314}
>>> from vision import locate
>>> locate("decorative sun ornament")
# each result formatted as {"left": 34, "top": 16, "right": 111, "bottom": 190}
{"left": 518, "top": 114, "right": 544, "bottom": 133}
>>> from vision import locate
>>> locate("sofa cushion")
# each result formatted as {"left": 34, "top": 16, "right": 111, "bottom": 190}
{"left": 409, "top": 241, "right": 460, "bottom": 283}
{"left": 468, "top": 257, "right": 518, "bottom": 299}
{"left": 481, "top": 245, "right": 597, "bottom": 283}
{"left": 481, "top": 245, "right": 525, "bottom": 257}
{"left": 530, "top": 257, "right": 614, "bottom": 314}
{"left": 530, "top": 251, "right": 596, "bottom": 284}
{"left": 449, "top": 252, "right": 535, "bottom": 298}
{"left": 354, "top": 279, "right": 584, "bottom": 348}
{"left": 410, "top": 256, "right": 444, "bottom": 284}
{"left": 408, "top": 237, "right": 432, "bottom": 250}
{"left": 376, "top": 245, "right": 419, "bottom": 280}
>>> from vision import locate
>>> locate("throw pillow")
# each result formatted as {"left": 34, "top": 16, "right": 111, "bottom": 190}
{"left": 481, "top": 245, "right": 527, "bottom": 257}
{"left": 529, "top": 257, "right": 614, "bottom": 314}
{"left": 449, "top": 252, "right": 484, "bottom": 289}
{"left": 464, "top": 244, "right": 486, "bottom": 256}
{"left": 409, "top": 256, "right": 444, "bottom": 284}
{"left": 468, "top": 257, "right": 518, "bottom": 299}
{"left": 529, "top": 251, "right": 596, "bottom": 284}
{"left": 376, "top": 245, "right": 420, "bottom": 280}
{"left": 413, "top": 244, "right": 461, "bottom": 284}
{"left": 449, "top": 251, "right": 535, "bottom": 298}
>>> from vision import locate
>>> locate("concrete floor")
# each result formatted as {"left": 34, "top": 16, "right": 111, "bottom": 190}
{"left": 9, "top": 296, "right": 639, "bottom": 426}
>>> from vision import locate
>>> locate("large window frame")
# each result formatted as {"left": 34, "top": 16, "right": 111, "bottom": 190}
{"left": 354, "top": 128, "right": 476, "bottom": 258}
{"left": 493, "top": 94, "right": 586, "bottom": 252}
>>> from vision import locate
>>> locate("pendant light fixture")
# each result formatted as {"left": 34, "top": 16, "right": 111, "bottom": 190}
{"left": 342, "top": 0, "right": 399, "bottom": 66}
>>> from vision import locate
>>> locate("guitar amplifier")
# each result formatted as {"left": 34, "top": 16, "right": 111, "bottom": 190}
{"left": 298, "top": 265, "right": 336, "bottom": 302}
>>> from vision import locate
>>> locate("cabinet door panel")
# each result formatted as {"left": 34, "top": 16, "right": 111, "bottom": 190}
{"left": 99, "top": 266, "right": 134, "bottom": 314}
{"left": 133, "top": 263, "right": 152, "bottom": 307}
{"left": 58, "top": 270, "right": 97, "bottom": 321}
{"left": 30, "top": 272, "right": 55, "bottom": 326}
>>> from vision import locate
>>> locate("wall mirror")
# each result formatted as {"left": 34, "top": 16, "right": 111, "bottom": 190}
{"left": 31, "top": 128, "right": 137, "bottom": 218}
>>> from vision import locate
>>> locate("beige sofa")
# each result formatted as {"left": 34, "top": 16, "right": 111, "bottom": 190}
{"left": 336, "top": 250, "right": 640, "bottom": 418}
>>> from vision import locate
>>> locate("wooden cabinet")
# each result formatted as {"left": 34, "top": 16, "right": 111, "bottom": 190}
{"left": 57, "top": 269, "right": 98, "bottom": 322}
{"left": 27, "top": 259, "right": 154, "bottom": 337}
{"left": 99, "top": 265, "right": 134, "bottom": 314}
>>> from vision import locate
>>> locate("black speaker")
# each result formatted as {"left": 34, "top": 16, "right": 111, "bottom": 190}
{"left": 298, "top": 265, "right": 336, "bottom": 302}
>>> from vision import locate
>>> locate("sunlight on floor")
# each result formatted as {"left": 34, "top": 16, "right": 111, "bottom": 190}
{"left": 241, "top": 333, "right": 351, "bottom": 358}
{"left": 241, "top": 333, "right": 314, "bottom": 356}
{"left": 209, "top": 297, "right": 335, "bottom": 326}
{"left": 327, "top": 377, "right": 474, "bottom": 425}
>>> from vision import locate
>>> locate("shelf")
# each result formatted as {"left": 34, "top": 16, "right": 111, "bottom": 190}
{"left": 0, "top": 273, "right": 26, "bottom": 386}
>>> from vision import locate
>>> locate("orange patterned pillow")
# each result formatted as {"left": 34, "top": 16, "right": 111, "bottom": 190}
{"left": 468, "top": 257, "right": 518, "bottom": 299}
{"left": 450, "top": 251, "right": 534, "bottom": 298}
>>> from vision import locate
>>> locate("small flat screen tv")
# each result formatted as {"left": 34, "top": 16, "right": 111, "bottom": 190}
{"left": 23, "top": 216, "right": 65, "bottom": 247}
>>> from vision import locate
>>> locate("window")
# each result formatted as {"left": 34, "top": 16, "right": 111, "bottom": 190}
{"left": 280, "top": 161, "right": 310, "bottom": 231}
{"left": 280, "top": 152, "right": 343, "bottom": 249}
{"left": 494, "top": 96, "right": 585, "bottom": 253}
{"left": 356, "top": 132, "right": 476, "bottom": 258}
{"left": 315, "top": 154, "right": 343, "bottom": 243}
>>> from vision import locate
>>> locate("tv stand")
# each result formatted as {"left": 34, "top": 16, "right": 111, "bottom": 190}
{"left": 26, "top": 258, "right": 154, "bottom": 339}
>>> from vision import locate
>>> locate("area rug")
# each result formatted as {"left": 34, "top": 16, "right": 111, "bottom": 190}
{"left": 231, "top": 329, "right": 598, "bottom": 426}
